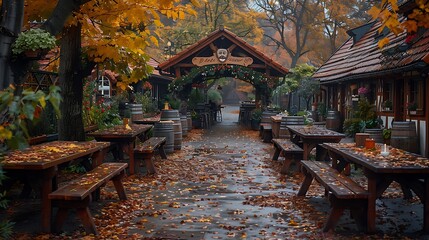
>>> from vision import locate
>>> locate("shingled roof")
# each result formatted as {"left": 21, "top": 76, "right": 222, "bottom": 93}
{"left": 313, "top": 18, "right": 429, "bottom": 84}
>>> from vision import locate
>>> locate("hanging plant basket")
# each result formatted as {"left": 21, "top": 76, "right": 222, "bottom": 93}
{"left": 22, "top": 49, "right": 49, "bottom": 59}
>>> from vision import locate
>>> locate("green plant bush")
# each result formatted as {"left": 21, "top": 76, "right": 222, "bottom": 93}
{"left": 82, "top": 79, "right": 121, "bottom": 129}
{"left": 343, "top": 98, "right": 382, "bottom": 136}
{"left": 12, "top": 28, "right": 56, "bottom": 54}
{"left": 135, "top": 91, "right": 158, "bottom": 115}
{"left": 317, "top": 102, "right": 327, "bottom": 118}
{"left": 251, "top": 108, "right": 263, "bottom": 121}
{"left": 188, "top": 89, "right": 205, "bottom": 110}
{"left": 207, "top": 89, "right": 222, "bottom": 105}
{"left": 343, "top": 118, "right": 366, "bottom": 137}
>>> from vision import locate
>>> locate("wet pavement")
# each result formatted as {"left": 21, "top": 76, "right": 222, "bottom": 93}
{"left": 8, "top": 105, "right": 429, "bottom": 239}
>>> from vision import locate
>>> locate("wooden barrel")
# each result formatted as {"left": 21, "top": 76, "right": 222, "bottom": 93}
{"left": 160, "top": 109, "right": 180, "bottom": 122}
{"left": 326, "top": 110, "right": 341, "bottom": 132}
{"left": 180, "top": 115, "right": 188, "bottom": 137}
{"left": 153, "top": 121, "right": 174, "bottom": 154}
{"left": 390, "top": 121, "right": 419, "bottom": 153}
{"left": 187, "top": 112, "right": 192, "bottom": 130}
{"left": 279, "top": 116, "right": 305, "bottom": 138}
{"left": 128, "top": 103, "right": 143, "bottom": 121}
{"left": 173, "top": 122, "right": 182, "bottom": 150}
{"left": 364, "top": 128, "right": 383, "bottom": 143}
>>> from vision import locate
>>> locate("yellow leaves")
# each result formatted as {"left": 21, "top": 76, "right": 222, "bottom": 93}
{"left": 0, "top": 126, "right": 13, "bottom": 141}
{"left": 39, "top": 95, "right": 46, "bottom": 108}
{"left": 403, "top": 20, "right": 418, "bottom": 34}
{"left": 368, "top": 6, "right": 381, "bottom": 19}
{"left": 149, "top": 36, "right": 159, "bottom": 46}
{"left": 288, "top": 219, "right": 299, "bottom": 226}
{"left": 190, "top": 0, "right": 203, "bottom": 8}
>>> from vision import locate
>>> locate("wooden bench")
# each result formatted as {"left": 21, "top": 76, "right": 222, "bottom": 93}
{"left": 28, "top": 135, "right": 48, "bottom": 145}
{"left": 272, "top": 138, "right": 304, "bottom": 174}
{"left": 134, "top": 137, "right": 167, "bottom": 174}
{"left": 259, "top": 123, "right": 272, "bottom": 143}
{"left": 297, "top": 160, "right": 369, "bottom": 232}
{"left": 49, "top": 162, "right": 128, "bottom": 235}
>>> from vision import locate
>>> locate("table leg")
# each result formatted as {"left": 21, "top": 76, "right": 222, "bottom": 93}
{"left": 91, "top": 147, "right": 109, "bottom": 168}
{"left": 424, "top": 178, "right": 429, "bottom": 232}
{"left": 127, "top": 143, "right": 135, "bottom": 175}
{"left": 41, "top": 167, "right": 57, "bottom": 233}
{"left": 303, "top": 144, "right": 310, "bottom": 160}
{"left": 316, "top": 145, "right": 328, "bottom": 161}
{"left": 366, "top": 171, "right": 377, "bottom": 233}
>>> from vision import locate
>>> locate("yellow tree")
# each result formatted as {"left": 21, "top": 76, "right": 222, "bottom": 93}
{"left": 19, "top": 0, "right": 197, "bottom": 140}
{"left": 369, "top": 0, "right": 429, "bottom": 48}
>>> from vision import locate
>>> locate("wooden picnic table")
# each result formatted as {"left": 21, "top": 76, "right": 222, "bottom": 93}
{"left": 2, "top": 141, "right": 110, "bottom": 233}
{"left": 287, "top": 125, "right": 345, "bottom": 160}
{"left": 322, "top": 142, "right": 429, "bottom": 233}
{"left": 87, "top": 124, "right": 153, "bottom": 175}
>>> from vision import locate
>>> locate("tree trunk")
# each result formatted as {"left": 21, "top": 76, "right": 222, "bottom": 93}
{"left": 58, "top": 23, "right": 85, "bottom": 141}
{"left": 0, "top": 0, "right": 25, "bottom": 89}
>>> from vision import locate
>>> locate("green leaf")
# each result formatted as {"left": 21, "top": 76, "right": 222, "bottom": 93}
{"left": 22, "top": 104, "right": 35, "bottom": 120}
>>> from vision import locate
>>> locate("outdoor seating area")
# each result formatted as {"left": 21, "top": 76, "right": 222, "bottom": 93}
{"left": 2, "top": 1, "right": 429, "bottom": 239}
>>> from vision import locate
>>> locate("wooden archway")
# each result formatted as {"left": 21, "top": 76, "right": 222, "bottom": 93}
{"left": 157, "top": 27, "right": 289, "bottom": 105}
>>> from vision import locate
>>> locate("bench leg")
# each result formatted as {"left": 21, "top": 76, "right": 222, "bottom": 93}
{"left": 272, "top": 146, "right": 281, "bottom": 161}
{"left": 297, "top": 169, "right": 314, "bottom": 196}
{"left": 323, "top": 206, "right": 345, "bottom": 232}
{"left": 350, "top": 207, "right": 368, "bottom": 232}
{"left": 53, "top": 208, "right": 68, "bottom": 233}
{"left": 143, "top": 153, "right": 156, "bottom": 174}
{"left": 280, "top": 159, "right": 292, "bottom": 174}
{"left": 159, "top": 145, "right": 167, "bottom": 159}
{"left": 112, "top": 172, "right": 127, "bottom": 200}
{"left": 77, "top": 207, "right": 98, "bottom": 235}
{"left": 53, "top": 196, "right": 96, "bottom": 235}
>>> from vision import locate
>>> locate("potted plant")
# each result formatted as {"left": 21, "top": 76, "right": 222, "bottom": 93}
{"left": 382, "top": 99, "right": 393, "bottom": 111}
{"left": 407, "top": 102, "right": 417, "bottom": 115}
{"left": 12, "top": 28, "right": 56, "bottom": 58}
{"left": 250, "top": 108, "right": 263, "bottom": 131}
{"left": 317, "top": 102, "right": 327, "bottom": 121}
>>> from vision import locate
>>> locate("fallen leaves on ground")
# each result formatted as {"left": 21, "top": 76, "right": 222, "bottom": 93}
{"left": 12, "top": 126, "right": 424, "bottom": 240}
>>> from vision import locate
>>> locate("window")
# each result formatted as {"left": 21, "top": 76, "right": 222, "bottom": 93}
{"left": 382, "top": 81, "right": 393, "bottom": 111}
{"left": 409, "top": 78, "right": 425, "bottom": 113}
{"left": 97, "top": 75, "right": 110, "bottom": 97}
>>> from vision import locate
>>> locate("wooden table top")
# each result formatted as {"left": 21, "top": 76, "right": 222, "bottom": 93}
{"left": 87, "top": 124, "right": 152, "bottom": 139}
{"left": 2, "top": 141, "right": 110, "bottom": 170}
{"left": 287, "top": 125, "right": 345, "bottom": 138}
{"left": 133, "top": 116, "right": 161, "bottom": 124}
{"left": 270, "top": 115, "right": 283, "bottom": 122}
{"left": 323, "top": 142, "right": 429, "bottom": 173}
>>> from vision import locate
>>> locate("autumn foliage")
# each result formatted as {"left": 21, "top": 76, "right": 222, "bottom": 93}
{"left": 369, "top": 0, "right": 429, "bottom": 48}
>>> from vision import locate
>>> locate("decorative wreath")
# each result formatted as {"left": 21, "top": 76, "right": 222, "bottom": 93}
{"left": 168, "top": 65, "right": 281, "bottom": 98}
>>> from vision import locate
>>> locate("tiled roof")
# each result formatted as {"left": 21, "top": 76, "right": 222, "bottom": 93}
{"left": 313, "top": 18, "right": 429, "bottom": 83}
{"left": 148, "top": 57, "right": 173, "bottom": 81}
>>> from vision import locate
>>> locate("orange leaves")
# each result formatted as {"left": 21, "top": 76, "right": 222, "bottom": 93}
{"left": 371, "top": 0, "right": 429, "bottom": 48}
{"left": 377, "top": 37, "right": 390, "bottom": 49}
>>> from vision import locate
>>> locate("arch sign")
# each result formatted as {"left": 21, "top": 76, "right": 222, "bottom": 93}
{"left": 192, "top": 44, "right": 253, "bottom": 67}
